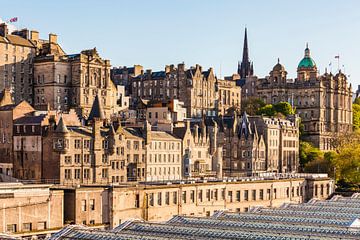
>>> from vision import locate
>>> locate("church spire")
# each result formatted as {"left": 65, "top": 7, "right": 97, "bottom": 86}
{"left": 238, "top": 27, "right": 254, "bottom": 79}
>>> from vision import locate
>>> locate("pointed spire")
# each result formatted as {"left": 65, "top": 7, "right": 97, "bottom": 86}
{"left": 55, "top": 116, "right": 69, "bottom": 133}
{"left": 88, "top": 94, "right": 105, "bottom": 121}
{"left": 238, "top": 27, "right": 253, "bottom": 79}
{"left": 242, "top": 27, "right": 249, "bottom": 63}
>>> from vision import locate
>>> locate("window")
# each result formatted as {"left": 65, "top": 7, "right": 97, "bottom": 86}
{"left": 157, "top": 192, "right": 162, "bottom": 205}
{"left": 84, "top": 169, "right": 90, "bottom": 179}
{"left": 84, "top": 154, "right": 90, "bottom": 164}
{"left": 221, "top": 188, "right": 225, "bottom": 200}
{"left": 65, "top": 169, "right": 71, "bottom": 179}
{"left": 74, "top": 139, "right": 81, "bottom": 149}
{"left": 65, "top": 156, "right": 72, "bottom": 164}
{"left": 102, "top": 168, "right": 108, "bottom": 178}
{"left": 6, "top": 224, "right": 17, "bottom": 233}
{"left": 90, "top": 199, "right": 95, "bottom": 211}
{"left": 182, "top": 191, "right": 186, "bottom": 203}
{"left": 74, "top": 169, "right": 81, "bottom": 179}
{"left": 244, "top": 190, "right": 249, "bottom": 201}
{"left": 190, "top": 190, "right": 195, "bottom": 203}
{"left": 89, "top": 220, "right": 95, "bottom": 225}
{"left": 74, "top": 154, "right": 81, "bottom": 163}
{"left": 81, "top": 200, "right": 87, "bottom": 211}
{"left": 22, "top": 223, "right": 32, "bottom": 232}
{"left": 259, "top": 189, "right": 264, "bottom": 200}
{"left": 102, "top": 140, "right": 108, "bottom": 149}
{"left": 84, "top": 140, "right": 90, "bottom": 148}
{"left": 173, "top": 191, "right": 178, "bottom": 204}
{"left": 37, "top": 222, "right": 46, "bottom": 230}
{"left": 214, "top": 189, "right": 218, "bottom": 201}
{"left": 102, "top": 154, "right": 108, "bottom": 163}
{"left": 252, "top": 190, "right": 256, "bottom": 201}
{"left": 236, "top": 191, "right": 240, "bottom": 202}
{"left": 149, "top": 193, "right": 154, "bottom": 206}
{"left": 228, "top": 191, "right": 233, "bottom": 202}
{"left": 165, "top": 192, "right": 170, "bottom": 205}
{"left": 135, "top": 194, "right": 140, "bottom": 208}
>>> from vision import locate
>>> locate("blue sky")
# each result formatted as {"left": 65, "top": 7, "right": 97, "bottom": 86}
{"left": 2, "top": 0, "right": 360, "bottom": 88}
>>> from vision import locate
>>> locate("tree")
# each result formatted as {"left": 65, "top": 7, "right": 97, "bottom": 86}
{"left": 257, "top": 104, "right": 276, "bottom": 116}
{"left": 299, "top": 141, "right": 323, "bottom": 171}
{"left": 353, "top": 103, "right": 360, "bottom": 130}
{"left": 273, "top": 102, "right": 295, "bottom": 116}
{"left": 241, "top": 97, "right": 265, "bottom": 115}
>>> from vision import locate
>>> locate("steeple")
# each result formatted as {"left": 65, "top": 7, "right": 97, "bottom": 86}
{"left": 55, "top": 116, "right": 69, "bottom": 133}
{"left": 88, "top": 94, "right": 105, "bottom": 122}
{"left": 238, "top": 27, "right": 254, "bottom": 79}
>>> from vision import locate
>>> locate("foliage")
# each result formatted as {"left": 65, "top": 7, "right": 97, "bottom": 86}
{"left": 256, "top": 102, "right": 295, "bottom": 118}
{"left": 257, "top": 104, "right": 276, "bottom": 116}
{"left": 273, "top": 102, "right": 295, "bottom": 116}
{"left": 302, "top": 131, "right": 360, "bottom": 191}
{"left": 241, "top": 97, "right": 266, "bottom": 115}
{"left": 353, "top": 103, "right": 360, "bottom": 131}
{"left": 354, "top": 97, "right": 360, "bottom": 105}
{"left": 299, "top": 141, "right": 323, "bottom": 171}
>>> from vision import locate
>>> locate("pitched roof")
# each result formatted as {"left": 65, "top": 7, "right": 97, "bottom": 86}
{"left": 14, "top": 115, "right": 46, "bottom": 125}
{"left": 88, "top": 95, "right": 105, "bottom": 121}
{"left": 6, "top": 35, "right": 35, "bottom": 48}
{"left": 55, "top": 117, "right": 69, "bottom": 133}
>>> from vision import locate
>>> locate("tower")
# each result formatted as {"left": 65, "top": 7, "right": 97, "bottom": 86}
{"left": 238, "top": 28, "right": 254, "bottom": 79}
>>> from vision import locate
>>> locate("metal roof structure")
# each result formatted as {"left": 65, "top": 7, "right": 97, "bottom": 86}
{"left": 50, "top": 193, "right": 360, "bottom": 240}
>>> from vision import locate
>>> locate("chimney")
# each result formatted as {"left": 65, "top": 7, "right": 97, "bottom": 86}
{"left": 30, "top": 30, "right": 39, "bottom": 42}
{"left": 49, "top": 33, "right": 57, "bottom": 44}
{"left": 0, "top": 23, "right": 8, "bottom": 37}
{"left": 12, "top": 29, "right": 29, "bottom": 39}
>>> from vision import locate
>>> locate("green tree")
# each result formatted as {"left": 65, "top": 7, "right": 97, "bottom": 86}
{"left": 241, "top": 97, "right": 265, "bottom": 115}
{"left": 257, "top": 104, "right": 276, "bottom": 116}
{"left": 353, "top": 103, "right": 360, "bottom": 130}
{"left": 273, "top": 102, "right": 295, "bottom": 116}
{"left": 299, "top": 141, "right": 323, "bottom": 171}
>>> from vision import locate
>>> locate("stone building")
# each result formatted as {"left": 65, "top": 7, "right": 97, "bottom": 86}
{"left": 61, "top": 174, "right": 333, "bottom": 228}
{"left": 111, "top": 65, "right": 143, "bottom": 95}
{"left": 0, "top": 183, "right": 63, "bottom": 238}
{"left": 214, "top": 112, "right": 299, "bottom": 177}
{"left": 0, "top": 92, "right": 35, "bottom": 172}
{"left": 0, "top": 24, "right": 37, "bottom": 104}
{"left": 33, "top": 46, "right": 118, "bottom": 118}
{"left": 255, "top": 46, "right": 352, "bottom": 150}
{"left": 173, "top": 120, "right": 220, "bottom": 178}
{"left": 217, "top": 78, "right": 241, "bottom": 115}
{"left": 131, "top": 63, "right": 218, "bottom": 118}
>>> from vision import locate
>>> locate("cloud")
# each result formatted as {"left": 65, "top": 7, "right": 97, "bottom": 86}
{"left": 0, "top": 17, "right": 18, "bottom": 34}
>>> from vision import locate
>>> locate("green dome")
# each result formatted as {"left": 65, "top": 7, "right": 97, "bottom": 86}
{"left": 297, "top": 45, "right": 316, "bottom": 69}
{"left": 298, "top": 57, "right": 316, "bottom": 69}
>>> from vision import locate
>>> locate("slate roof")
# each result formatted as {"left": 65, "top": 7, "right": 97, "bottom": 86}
{"left": 88, "top": 95, "right": 105, "bottom": 121}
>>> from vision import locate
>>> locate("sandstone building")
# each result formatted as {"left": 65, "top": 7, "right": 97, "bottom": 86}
{"left": 61, "top": 175, "right": 333, "bottom": 228}
{"left": 255, "top": 47, "right": 352, "bottom": 150}
{"left": 237, "top": 28, "right": 352, "bottom": 151}
{"left": 213, "top": 112, "right": 299, "bottom": 177}
{"left": 130, "top": 64, "right": 218, "bottom": 118}
{"left": 0, "top": 183, "right": 63, "bottom": 238}
{"left": 34, "top": 46, "right": 118, "bottom": 118}
{"left": 0, "top": 24, "right": 37, "bottom": 104}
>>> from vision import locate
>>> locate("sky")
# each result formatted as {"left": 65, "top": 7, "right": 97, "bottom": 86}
{"left": 2, "top": 0, "right": 360, "bottom": 88}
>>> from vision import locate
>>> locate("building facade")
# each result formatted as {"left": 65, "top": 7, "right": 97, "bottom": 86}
{"left": 0, "top": 183, "right": 63, "bottom": 238}
{"left": 131, "top": 64, "right": 218, "bottom": 118}
{"left": 217, "top": 78, "right": 241, "bottom": 115}
{"left": 216, "top": 112, "right": 299, "bottom": 177}
{"left": 255, "top": 46, "right": 352, "bottom": 150}
{"left": 0, "top": 24, "right": 37, "bottom": 104}
{"left": 34, "top": 46, "right": 118, "bottom": 118}
{"left": 62, "top": 175, "right": 334, "bottom": 228}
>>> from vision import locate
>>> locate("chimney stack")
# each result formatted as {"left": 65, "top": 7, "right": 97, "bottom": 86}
{"left": 30, "top": 30, "right": 39, "bottom": 42}
{"left": 0, "top": 23, "right": 8, "bottom": 37}
{"left": 12, "top": 29, "right": 29, "bottom": 39}
{"left": 49, "top": 33, "right": 57, "bottom": 44}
